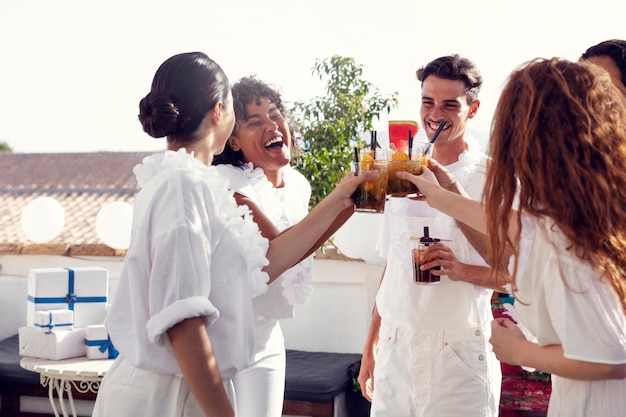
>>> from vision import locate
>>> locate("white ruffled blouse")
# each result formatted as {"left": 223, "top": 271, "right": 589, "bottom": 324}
{"left": 106, "top": 149, "right": 269, "bottom": 378}
{"left": 215, "top": 163, "right": 314, "bottom": 319}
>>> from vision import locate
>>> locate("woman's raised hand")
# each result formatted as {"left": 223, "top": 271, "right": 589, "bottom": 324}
{"left": 330, "top": 170, "right": 379, "bottom": 210}
{"left": 396, "top": 163, "right": 441, "bottom": 198}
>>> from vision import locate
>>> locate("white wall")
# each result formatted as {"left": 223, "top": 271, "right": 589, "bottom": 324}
{"left": 0, "top": 275, "right": 27, "bottom": 341}
{"left": 281, "top": 259, "right": 383, "bottom": 354}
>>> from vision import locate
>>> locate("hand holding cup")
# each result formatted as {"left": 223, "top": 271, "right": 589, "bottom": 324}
{"left": 335, "top": 170, "right": 380, "bottom": 210}
{"left": 396, "top": 162, "right": 441, "bottom": 198}
{"left": 352, "top": 148, "right": 389, "bottom": 213}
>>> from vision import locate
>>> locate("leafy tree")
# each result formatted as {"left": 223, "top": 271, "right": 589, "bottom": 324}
{"left": 0, "top": 142, "right": 12, "bottom": 152}
{"left": 290, "top": 55, "right": 398, "bottom": 207}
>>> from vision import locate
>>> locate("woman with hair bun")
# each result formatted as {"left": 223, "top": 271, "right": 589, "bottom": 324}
{"left": 93, "top": 52, "right": 375, "bottom": 417}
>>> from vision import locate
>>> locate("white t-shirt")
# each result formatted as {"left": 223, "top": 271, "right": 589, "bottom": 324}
{"left": 517, "top": 216, "right": 626, "bottom": 416}
{"left": 376, "top": 145, "right": 493, "bottom": 330}
{"left": 106, "top": 150, "right": 269, "bottom": 378}
{"left": 215, "top": 163, "right": 314, "bottom": 319}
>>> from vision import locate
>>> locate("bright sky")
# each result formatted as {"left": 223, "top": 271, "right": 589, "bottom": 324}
{"left": 1, "top": 0, "right": 625, "bottom": 153}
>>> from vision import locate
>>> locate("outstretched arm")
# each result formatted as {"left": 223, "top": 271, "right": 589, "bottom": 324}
{"left": 399, "top": 166, "right": 488, "bottom": 234}
{"left": 237, "top": 193, "right": 354, "bottom": 278}
{"left": 398, "top": 163, "right": 520, "bottom": 246}
{"left": 262, "top": 171, "right": 377, "bottom": 281}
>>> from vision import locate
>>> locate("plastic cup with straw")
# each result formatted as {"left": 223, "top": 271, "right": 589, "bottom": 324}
{"left": 388, "top": 129, "right": 422, "bottom": 197}
{"left": 352, "top": 134, "right": 389, "bottom": 212}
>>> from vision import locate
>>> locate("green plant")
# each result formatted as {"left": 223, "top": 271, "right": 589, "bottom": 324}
{"left": 290, "top": 55, "right": 398, "bottom": 207}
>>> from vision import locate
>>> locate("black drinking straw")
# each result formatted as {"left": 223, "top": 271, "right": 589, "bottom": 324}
{"left": 424, "top": 121, "right": 447, "bottom": 156}
{"left": 353, "top": 147, "right": 360, "bottom": 176}
{"left": 370, "top": 130, "right": 379, "bottom": 151}
{"left": 408, "top": 130, "right": 414, "bottom": 158}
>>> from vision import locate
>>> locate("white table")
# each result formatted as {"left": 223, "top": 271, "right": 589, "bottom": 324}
{"left": 20, "top": 356, "right": 114, "bottom": 417}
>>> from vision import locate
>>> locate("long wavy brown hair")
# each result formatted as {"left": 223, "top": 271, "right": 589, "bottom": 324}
{"left": 484, "top": 57, "right": 626, "bottom": 315}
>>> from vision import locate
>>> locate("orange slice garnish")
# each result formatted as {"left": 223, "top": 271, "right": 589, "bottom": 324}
{"left": 360, "top": 152, "right": 375, "bottom": 170}
{"left": 392, "top": 151, "right": 409, "bottom": 161}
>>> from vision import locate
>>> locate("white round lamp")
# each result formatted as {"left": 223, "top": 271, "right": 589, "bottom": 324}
{"left": 20, "top": 196, "right": 65, "bottom": 243}
{"left": 95, "top": 201, "right": 133, "bottom": 250}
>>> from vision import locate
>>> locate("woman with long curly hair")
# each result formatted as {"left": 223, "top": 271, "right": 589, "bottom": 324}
{"left": 399, "top": 57, "right": 626, "bottom": 416}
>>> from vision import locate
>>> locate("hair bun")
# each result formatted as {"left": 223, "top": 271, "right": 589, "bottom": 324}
{"left": 138, "top": 92, "right": 181, "bottom": 138}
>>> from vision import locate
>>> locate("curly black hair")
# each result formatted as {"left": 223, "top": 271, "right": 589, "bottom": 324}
{"left": 213, "top": 76, "right": 297, "bottom": 167}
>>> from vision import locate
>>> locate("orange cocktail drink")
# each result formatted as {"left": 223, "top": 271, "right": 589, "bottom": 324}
{"left": 352, "top": 149, "right": 389, "bottom": 213}
{"left": 388, "top": 146, "right": 423, "bottom": 197}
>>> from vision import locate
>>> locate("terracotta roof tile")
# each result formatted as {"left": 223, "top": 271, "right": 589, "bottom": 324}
{"left": 0, "top": 152, "right": 152, "bottom": 255}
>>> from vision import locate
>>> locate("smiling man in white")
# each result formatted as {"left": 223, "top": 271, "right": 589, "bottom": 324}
{"left": 358, "top": 54, "right": 503, "bottom": 417}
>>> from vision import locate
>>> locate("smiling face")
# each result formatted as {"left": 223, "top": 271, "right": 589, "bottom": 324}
{"left": 228, "top": 96, "right": 292, "bottom": 183}
{"left": 420, "top": 76, "right": 479, "bottom": 148}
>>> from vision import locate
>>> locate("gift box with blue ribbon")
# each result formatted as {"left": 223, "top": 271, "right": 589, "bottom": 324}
{"left": 84, "top": 325, "right": 119, "bottom": 360}
{"left": 26, "top": 267, "right": 108, "bottom": 328}
{"left": 34, "top": 309, "right": 74, "bottom": 333}
{"left": 19, "top": 326, "right": 86, "bottom": 360}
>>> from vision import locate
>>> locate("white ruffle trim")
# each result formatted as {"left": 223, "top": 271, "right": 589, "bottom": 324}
{"left": 238, "top": 162, "right": 280, "bottom": 215}
{"left": 235, "top": 162, "right": 315, "bottom": 303}
{"left": 237, "top": 163, "right": 300, "bottom": 229}
{"left": 280, "top": 255, "right": 315, "bottom": 305}
{"left": 134, "top": 149, "right": 270, "bottom": 297}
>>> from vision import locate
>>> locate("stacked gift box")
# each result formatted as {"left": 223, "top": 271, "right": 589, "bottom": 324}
{"left": 18, "top": 267, "right": 118, "bottom": 360}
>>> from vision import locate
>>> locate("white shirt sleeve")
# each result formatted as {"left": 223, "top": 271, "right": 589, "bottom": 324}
{"left": 520, "top": 219, "right": 626, "bottom": 364}
{"left": 136, "top": 170, "right": 222, "bottom": 348}
{"left": 145, "top": 223, "right": 220, "bottom": 348}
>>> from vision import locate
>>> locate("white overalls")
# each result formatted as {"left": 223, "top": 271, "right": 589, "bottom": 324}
{"left": 372, "top": 150, "right": 501, "bottom": 417}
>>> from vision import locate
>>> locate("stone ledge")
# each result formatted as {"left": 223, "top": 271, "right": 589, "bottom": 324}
{"left": 0, "top": 243, "right": 126, "bottom": 257}
{"left": 0, "top": 242, "right": 352, "bottom": 261}
{"left": 314, "top": 243, "right": 360, "bottom": 262}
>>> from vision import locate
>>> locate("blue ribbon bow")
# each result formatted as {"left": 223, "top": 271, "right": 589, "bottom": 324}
{"left": 85, "top": 336, "right": 119, "bottom": 359}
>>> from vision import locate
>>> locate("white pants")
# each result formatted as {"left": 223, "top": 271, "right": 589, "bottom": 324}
{"left": 92, "top": 355, "right": 236, "bottom": 417}
{"left": 371, "top": 323, "right": 501, "bottom": 417}
{"left": 232, "top": 317, "right": 286, "bottom": 417}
